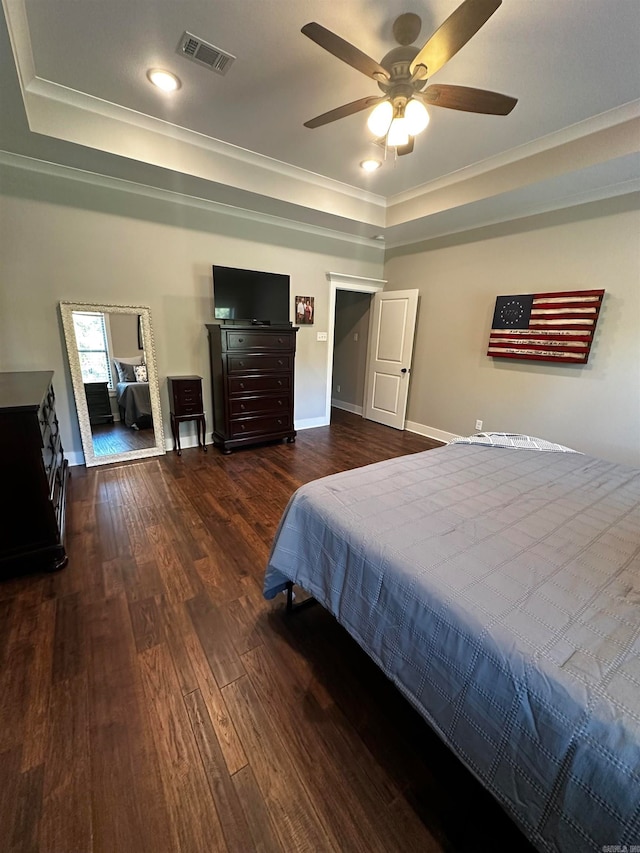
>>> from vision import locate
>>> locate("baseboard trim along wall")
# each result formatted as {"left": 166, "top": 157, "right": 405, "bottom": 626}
{"left": 331, "top": 399, "right": 364, "bottom": 416}
{"left": 404, "top": 420, "right": 460, "bottom": 444}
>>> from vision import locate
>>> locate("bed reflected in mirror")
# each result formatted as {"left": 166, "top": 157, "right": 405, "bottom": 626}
{"left": 60, "top": 302, "right": 165, "bottom": 467}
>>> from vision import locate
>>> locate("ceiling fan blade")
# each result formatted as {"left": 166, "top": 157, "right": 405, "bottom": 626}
{"left": 420, "top": 84, "right": 517, "bottom": 114}
{"left": 410, "top": 0, "right": 502, "bottom": 80}
{"left": 302, "top": 22, "right": 390, "bottom": 81}
{"left": 397, "top": 136, "right": 415, "bottom": 156}
{"left": 304, "top": 96, "right": 384, "bottom": 129}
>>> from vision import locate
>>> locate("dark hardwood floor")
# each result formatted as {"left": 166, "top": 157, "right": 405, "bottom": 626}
{"left": 91, "top": 420, "right": 156, "bottom": 456}
{"left": 0, "top": 409, "right": 536, "bottom": 852}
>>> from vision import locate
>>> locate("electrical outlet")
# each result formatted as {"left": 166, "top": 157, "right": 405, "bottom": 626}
{"left": 475, "top": 419, "right": 483, "bottom": 431}
{"left": 336, "top": 384, "right": 341, "bottom": 393}
{"left": 353, "top": 332, "right": 359, "bottom": 342}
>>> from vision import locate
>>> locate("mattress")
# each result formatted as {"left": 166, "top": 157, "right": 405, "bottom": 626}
{"left": 263, "top": 442, "right": 640, "bottom": 852}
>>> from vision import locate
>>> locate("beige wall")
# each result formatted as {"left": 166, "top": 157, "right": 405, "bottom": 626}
{"left": 109, "top": 312, "right": 140, "bottom": 361}
{"left": 0, "top": 162, "right": 383, "bottom": 462}
{"left": 332, "top": 290, "right": 371, "bottom": 411}
{"left": 384, "top": 194, "right": 640, "bottom": 466}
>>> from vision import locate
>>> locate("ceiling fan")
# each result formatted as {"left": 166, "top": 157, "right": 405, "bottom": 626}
{"left": 302, "top": 0, "right": 517, "bottom": 156}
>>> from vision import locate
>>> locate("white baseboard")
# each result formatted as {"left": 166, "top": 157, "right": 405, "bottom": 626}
{"left": 331, "top": 399, "right": 364, "bottom": 416}
{"left": 67, "top": 450, "right": 85, "bottom": 467}
{"left": 404, "top": 420, "right": 460, "bottom": 444}
{"left": 164, "top": 434, "right": 212, "bottom": 452}
{"left": 295, "top": 416, "right": 330, "bottom": 430}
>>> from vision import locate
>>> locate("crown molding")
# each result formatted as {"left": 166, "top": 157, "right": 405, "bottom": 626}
{"left": 25, "top": 76, "right": 387, "bottom": 208}
{"left": 383, "top": 181, "right": 640, "bottom": 251}
{"left": 387, "top": 101, "right": 640, "bottom": 208}
{"left": 327, "top": 272, "right": 386, "bottom": 288}
{"left": 0, "top": 150, "right": 386, "bottom": 249}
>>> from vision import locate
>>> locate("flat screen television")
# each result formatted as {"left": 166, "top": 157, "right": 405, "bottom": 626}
{"left": 212, "top": 265, "right": 290, "bottom": 326}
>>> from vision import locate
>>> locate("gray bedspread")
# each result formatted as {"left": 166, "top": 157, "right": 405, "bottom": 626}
{"left": 264, "top": 443, "right": 640, "bottom": 852}
{"left": 116, "top": 381, "right": 152, "bottom": 428}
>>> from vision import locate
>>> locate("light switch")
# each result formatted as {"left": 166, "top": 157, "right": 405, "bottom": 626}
{"left": 353, "top": 332, "right": 359, "bottom": 342}
{"left": 317, "top": 332, "right": 328, "bottom": 341}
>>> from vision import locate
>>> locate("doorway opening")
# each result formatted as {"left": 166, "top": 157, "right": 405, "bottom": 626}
{"left": 331, "top": 289, "right": 373, "bottom": 420}
{"left": 324, "top": 273, "right": 385, "bottom": 427}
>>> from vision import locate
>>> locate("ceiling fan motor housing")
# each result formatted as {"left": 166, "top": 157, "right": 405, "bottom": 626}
{"left": 378, "top": 46, "right": 426, "bottom": 110}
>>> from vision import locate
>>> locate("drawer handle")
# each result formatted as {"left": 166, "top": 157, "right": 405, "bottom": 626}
{"left": 240, "top": 424, "right": 246, "bottom": 431}
{"left": 239, "top": 382, "right": 245, "bottom": 389}
{"left": 277, "top": 359, "right": 283, "bottom": 366}
{"left": 238, "top": 338, "right": 243, "bottom": 343}
{"left": 238, "top": 360, "right": 245, "bottom": 367}
{"left": 277, "top": 400, "right": 283, "bottom": 406}
{"left": 277, "top": 380, "right": 283, "bottom": 386}
{"left": 277, "top": 338, "right": 283, "bottom": 344}
{"left": 277, "top": 419, "right": 283, "bottom": 425}
{"left": 240, "top": 404, "right": 245, "bottom": 411}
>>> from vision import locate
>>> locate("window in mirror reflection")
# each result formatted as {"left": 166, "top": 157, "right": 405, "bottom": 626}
{"left": 72, "top": 311, "right": 113, "bottom": 388}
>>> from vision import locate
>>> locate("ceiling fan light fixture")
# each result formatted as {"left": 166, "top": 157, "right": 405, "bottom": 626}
{"left": 147, "top": 69, "right": 181, "bottom": 92}
{"left": 387, "top": 117, "right": 410, "bottom": 147}
{"left": 367, "top": 100, "right": 393, "bottom": 137}
{"left": 405, "top": 99, "right": 429, "bottom": 135}
{"left": 360, "top": 158, "right": 382, "bottom": 172}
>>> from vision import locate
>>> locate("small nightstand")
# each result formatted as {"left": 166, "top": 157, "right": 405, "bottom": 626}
{"left": 84, "top": 381, "right": 114, "bottom": 425}
{"left": 167, "top": 375, "right": 206, "bottom": 456}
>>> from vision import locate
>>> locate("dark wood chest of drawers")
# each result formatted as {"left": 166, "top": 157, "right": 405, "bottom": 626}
{"left": 0, "top": 371, "right": 69, "bottom": 575}
{"left": 206, "top": 325, "right": 298, "bottom": 453}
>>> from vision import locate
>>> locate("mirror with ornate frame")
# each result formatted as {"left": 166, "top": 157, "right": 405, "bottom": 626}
{"left": 60, "top": 301, "right": 165, "bottom": 467}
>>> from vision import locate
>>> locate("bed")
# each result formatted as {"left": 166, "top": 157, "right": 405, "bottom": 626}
{"left": 263, "top": 436, "right": 640, "bottom": 853}
{"left": 115, "top": 380, "right": 152, "bottom": 429}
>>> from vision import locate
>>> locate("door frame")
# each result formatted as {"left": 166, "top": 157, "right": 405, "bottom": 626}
{"left": 324, "top": 272, "right": 386, "bottom": 425}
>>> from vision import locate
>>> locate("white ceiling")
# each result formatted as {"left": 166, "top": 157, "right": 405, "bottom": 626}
{"left": 2, "top": 0, "right": 640, "bottom": 245}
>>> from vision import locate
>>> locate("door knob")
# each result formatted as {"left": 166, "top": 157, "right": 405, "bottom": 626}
{"left": 401, "top": 368, "right": 408, "bottom": 374}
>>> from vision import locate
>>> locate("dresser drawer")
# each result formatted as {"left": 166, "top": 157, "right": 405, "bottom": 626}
{"left": 174, "top": 380, "right": 202, "bottom": 401}
{"left": 228, "top": 374, "right": 291, "bottom": 395}
{"left": 174, "top": 401, "right": 203, "bottom": 417}
{"left": 227, "top": 354, "right": 293, "bottom": 374}
{"left": 229, "top": 413, "right": 292, "bottom": 438}
{"left": 225, "top": 331, "right": 295, "bottom": 351}
{"left": 229, "top": 394, "right": 290, "bottom": 417}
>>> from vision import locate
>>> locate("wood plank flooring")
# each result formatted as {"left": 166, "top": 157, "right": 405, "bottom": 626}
{"left": 0, "top": 409, "right": 536, "bottom": 852}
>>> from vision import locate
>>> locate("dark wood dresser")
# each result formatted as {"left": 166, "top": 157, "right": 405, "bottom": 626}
{"left": 0, "top": 371, "right": 69, "bottom": 574}
{"left": 206, "top": 324, "right": 298, "bottom": 453}
{"left": 84, "top": 381, "right": 114, "bottom": 425}
{"left": 167, "top": 375, "right": 206, "bottom": 455}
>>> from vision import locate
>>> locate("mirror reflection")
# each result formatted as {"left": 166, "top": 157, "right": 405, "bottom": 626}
{"left": 60, "top": 302, "right": 165, "bottom": 467}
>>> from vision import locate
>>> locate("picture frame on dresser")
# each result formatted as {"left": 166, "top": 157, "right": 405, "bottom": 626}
{"left": 59, "top": 302, "right": 166, "bottom": 467}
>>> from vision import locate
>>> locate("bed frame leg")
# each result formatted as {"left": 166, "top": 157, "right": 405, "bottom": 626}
{"left": 285, "top": 581, "right": 317, "bottom": 615}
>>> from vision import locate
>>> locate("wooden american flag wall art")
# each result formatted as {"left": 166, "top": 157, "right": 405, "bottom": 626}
{"left": 487, "top": 289, "right": 605, "bottom": 364}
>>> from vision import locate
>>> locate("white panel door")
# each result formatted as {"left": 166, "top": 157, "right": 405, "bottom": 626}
{"left": 364, "top": 289, "right": 419, "bottom": 429}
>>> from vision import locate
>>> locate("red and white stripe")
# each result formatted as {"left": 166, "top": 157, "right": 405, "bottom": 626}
{"left": 488, "top": 289, "right": 604, "bottom": 363}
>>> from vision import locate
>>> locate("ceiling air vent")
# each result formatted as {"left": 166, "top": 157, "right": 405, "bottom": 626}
{"left": 177, "top": 32, "right": 236, "bottom": 76}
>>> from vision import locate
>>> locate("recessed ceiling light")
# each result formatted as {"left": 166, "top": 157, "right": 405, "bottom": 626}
{"left": 147, "top": 69, "right": 181, "bottom": 92}
{"left": 360, "top": 159, "right": 382, "bottom": 172}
